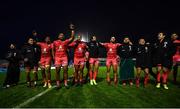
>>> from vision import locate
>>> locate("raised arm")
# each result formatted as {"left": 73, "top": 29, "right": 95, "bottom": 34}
{"left": 68, "top": 41, "right": 77, "bottom": 47}
{"left": 68, "top": 24, "right": 75, "bottom": 42}
{"left": 68, "top": 30, "right": 75, "bottom": 42}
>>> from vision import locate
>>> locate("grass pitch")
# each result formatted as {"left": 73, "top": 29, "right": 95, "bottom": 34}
{"left": 0, "top": 66, "right": 180, "bottom": 108}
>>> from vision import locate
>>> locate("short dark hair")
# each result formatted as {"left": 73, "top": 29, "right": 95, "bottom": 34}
{"left": 90, "top": 36, "right": 95, "bottom": 40}
{"left": 27, "top": 36, "right": 34, "bottom": 41}
{"left": 158, "top": 32, "right": 166, "bottom": 36}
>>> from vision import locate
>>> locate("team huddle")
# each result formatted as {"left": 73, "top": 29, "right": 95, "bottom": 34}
{"left": 3, "top": 24, "right": 180, "bottom": 90}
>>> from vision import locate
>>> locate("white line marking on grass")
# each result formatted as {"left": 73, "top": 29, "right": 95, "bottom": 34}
{"left": 14, "top": 86, "right": 55, "bottom": 108}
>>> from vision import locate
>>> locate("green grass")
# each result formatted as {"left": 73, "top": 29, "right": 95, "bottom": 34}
{"left": 0, "top": 66, "right": 180, "bottom": 108}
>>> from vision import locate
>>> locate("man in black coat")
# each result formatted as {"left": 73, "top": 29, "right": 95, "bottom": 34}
{"left": 135, "top": 38, "right": 152, "bottom": 88}
{"left": 86, "top": 36, "right": 100, "bottom": 85}
{"left": 118, "top": 36, "right": 135, "bottom": 86}
{"left": 152, "top": 32, "right": 176, "bottom": 89}
{"left": 21, "top": 37, "right": 41, "bottom": 87}
{"left": 3, "top": 43, "right": 21, "bottom": 88}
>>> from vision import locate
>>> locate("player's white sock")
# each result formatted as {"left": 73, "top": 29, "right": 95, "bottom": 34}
{"left": 93, "top": 79, "right": 97, "bottom": 85}
{"left": 43, "top": 82, "right": 47, "bottom": 87}
{"left": 156, "top": 83, "right": 161, "bottom": 88}
{"left": 163, "top": 84, "right": 168, "bottom": 90}
{"left": 90, "top": 80, "right": 93, "bottom": 85}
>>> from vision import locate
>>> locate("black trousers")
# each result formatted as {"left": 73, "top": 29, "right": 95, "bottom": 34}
{"left": 3, "top": 63, "right": 20, "bottom": 86}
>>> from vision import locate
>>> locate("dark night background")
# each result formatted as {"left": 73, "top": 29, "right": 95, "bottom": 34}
{"left": 0, "top": 0, "right": 180, "bottom": 58}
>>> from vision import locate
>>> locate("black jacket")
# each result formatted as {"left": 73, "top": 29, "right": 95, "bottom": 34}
{"left": 135, "top": 44, "right": 152, "bottom": 62}
{"left": 21, "top": 43, "right": 41, "bottom": 63}
{"left": 5, "top": 48, "right": 21, "bottom": 65}
{"left": 118, "top": 43, "right": 134, "bottom": 59}
{"left": 87, "top": 41, "right": 100, "bottom": 58}
{"left": 152, "top": 39, "right": 176, "bottom": 60}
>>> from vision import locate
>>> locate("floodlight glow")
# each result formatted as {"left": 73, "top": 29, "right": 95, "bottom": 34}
{"left": 81, "top": 36, "right": 87, "bottom": 42}
{"left": 77, "top": 32, "right": 89, "bottom": 42}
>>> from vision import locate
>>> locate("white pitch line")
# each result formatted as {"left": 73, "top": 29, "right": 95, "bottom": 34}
{"left": 14, "top": 86, "right": 55, "bottom": 108}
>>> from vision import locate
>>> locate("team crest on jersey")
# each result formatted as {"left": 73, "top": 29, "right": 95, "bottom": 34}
{"left": 34, "top": 48, "right": 37, "bottom": 52}
{"left": 145, "top": 46, "right": 148, "bottom": 52}
{"left": 109, "top": 48, "right": 112, "bottom": 52}
{"left": 14, "top": 53, "right": 16, "bottom": 56}
{"left": 129, "top": 46, "right": 132, "bottom": 51}
{"left": 137, "top": 48, "right": 140, "bottom": 51}
{"left": 164, "top": 42, "right": 168, "bottom": 48}
{"left": 79, "top": 47, "right": 82, "bottom": 51}
{"left": 43, "top": 48, "right": 48, "bottom": 53}
{"left": 44, "top": 48, "right": 47, "bottom": 52}
{"left": 137, "top": 48, "right": 141, "bottom": 53}
{"left": 57, "top": 45, "right": 62, "bottom": 51}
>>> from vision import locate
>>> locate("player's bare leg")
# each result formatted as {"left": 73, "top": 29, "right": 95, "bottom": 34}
{"left": 144, "top": 68, "right": 149, "bottom": 87}
{"left": 173, "top": 64, "right": 178, "bottom": 84}
{"left": 55, "top": 66, "right": 61, "bottom": 88}
{"left": 33, "top": 67, "right": 38, "bottom": 87}
{"left": 136, "top": 67, "right": 141, "bottom": 88}
{"left": 162, "top": 67, "right": 169, "bottom": 89}
{"left": 85, "top": 62, "right": 90, "bottom": 83}
{"left": 106, "top": 65, "right": 111, "bottom": 85}
{"left": 79, "top": 64, "right": 84, "bottom": 86}
{"left": 74, "top": 65, "right": 79, "bottom": 86}
{"left": 89, "top": 63, "right": 94, "bottom": 85}
{"left": 93, "top": 63, "right": 99, "bottom": 85}
{"left": 41, "top": 67, "right": 47, "bottom": 87}
{"left": 25, "top": 67, "right": 31, "bottom": 87}
{"left": 156, "top": 66, "right": 162, "bottom": 88}
{"left": 113, "top": 64, "right": 118, "bottom": 86}
{"left": 63, "top": 65, "right": 69, "bottom": 88}
{"left": 46, "top": 65, "right": 51, "bottom": 88}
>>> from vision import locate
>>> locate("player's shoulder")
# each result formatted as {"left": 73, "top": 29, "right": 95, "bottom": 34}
{"left": 174, "top": 39, "right": 180, "bottom": 43}
{"left": 66, "top": 38, "right": 71, "bottom": 41}
{"left": 80, "top": 41, "right": 86, "bottom": 46}
{"left": 53, "top": 40, "right": 60, "bottom": 44}
{"left": 116, "top": 43, "right": 122, "bottom": 45}
{"left": 23, "top": 43, "right": 31, "bottom": 48}
{"left": 103, "top": 42, "right": 109, "bottom": 45}
{"left": 53, "top": 40, "right": 57, "bottom": 43}
{"left": 52, "top": 40, "right": 56, "bottom": 44}
{"left": 64, "top": 38, "right": 71, "bottom": 44}
{"left": 80, "top": 41, "right": 85, "bottom": 43}
{"left": 37, "top": 42, "right": 45, "bottom": 45}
